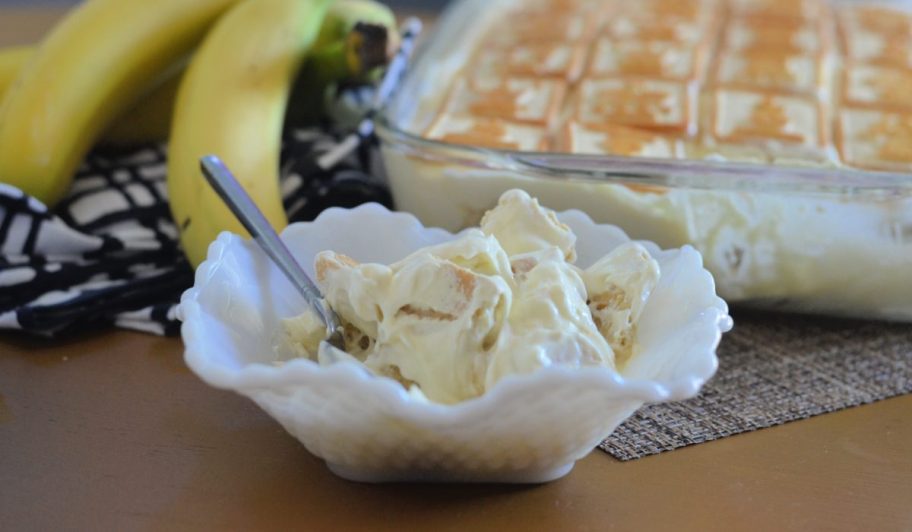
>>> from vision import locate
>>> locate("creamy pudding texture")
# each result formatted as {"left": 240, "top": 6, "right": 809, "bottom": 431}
{"left": 283, "top": 190, "right": 660, "bottom": 404}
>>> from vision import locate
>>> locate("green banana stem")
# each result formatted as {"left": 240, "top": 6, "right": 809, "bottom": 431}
{"left": 287, "top": 23, "right": 389, "bottom": 127}
{"left": 349, "top": 22, "right": 391, "bottom": 74}
{"left": 313, "top": 0, "right": 395, "bottom": 49}
{"left": 311, "top": 41, "right": 357, "bottom": 84}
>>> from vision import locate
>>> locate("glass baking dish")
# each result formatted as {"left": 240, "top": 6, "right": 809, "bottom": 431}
{"left": 375, "top": 0, "right": 912, "bottom": 321}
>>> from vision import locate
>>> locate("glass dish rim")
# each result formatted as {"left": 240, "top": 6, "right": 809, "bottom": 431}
{"left": 375, "top": 115, "right": 912, "bottom": 196}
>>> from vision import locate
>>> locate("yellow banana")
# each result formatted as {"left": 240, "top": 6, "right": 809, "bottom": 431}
{"left": 104, "top": 1, "right": 396, "bottom": 149}
{"left": 0, "top": 0, "right": 394, "bottom": 147}
{"left": 0, "top": 46, "right": 31, "bottom": 97}
{"left": 0, "top": 44, "right": 178, "bottom": 147}
{"left": 100, "top": 72, "right": 180, "bottom": 147}
{"left": 167, "top": 0, "right": 334, "bottom": 268}
{"left": 0, "top": 0, "right": 239, "bottom": 207}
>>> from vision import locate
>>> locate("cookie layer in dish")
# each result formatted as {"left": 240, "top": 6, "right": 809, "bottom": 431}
{"left": 422, "top": 0, "right": 912, "bottom": 171}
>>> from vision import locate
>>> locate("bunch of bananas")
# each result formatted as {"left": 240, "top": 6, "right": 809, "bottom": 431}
{"left": 0, "top": 0, "right": 396, "bottom": 267}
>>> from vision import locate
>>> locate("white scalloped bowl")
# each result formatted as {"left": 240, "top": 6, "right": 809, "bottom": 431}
{"left": 179, "top": 203, "right": 731, "bottom": 483}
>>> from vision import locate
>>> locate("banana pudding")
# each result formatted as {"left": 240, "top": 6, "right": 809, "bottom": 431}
{"left": 378, "top": 0, "right": 912, "bottom": 321}
{"left": 283, "top": 190, "right": 660, "bottom": 404}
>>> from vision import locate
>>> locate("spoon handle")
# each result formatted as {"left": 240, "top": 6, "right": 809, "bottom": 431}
{"left": 199, "top": 155, "right": 341, "bottom": 335}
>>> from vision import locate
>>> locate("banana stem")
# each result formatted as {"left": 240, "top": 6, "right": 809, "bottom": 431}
{"left": 286, "top": 23, "right": 389, "bottom": 127}
{"left": 309, "top": 41, "right": 355, "bottom": 85}
{"left": 315, "top": 18, "right": 422, "bottom": 170}
{"left": 350, "top": 22, "right": 390, "bottom": 74}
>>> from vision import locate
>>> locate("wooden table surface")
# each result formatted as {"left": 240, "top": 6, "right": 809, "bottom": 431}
{"left": 2, "top": 6, "right": 911, "bottom": 532}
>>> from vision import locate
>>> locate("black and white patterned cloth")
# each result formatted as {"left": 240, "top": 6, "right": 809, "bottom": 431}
{"left": 0, "top": 130, "right": 390, "bottom": 337}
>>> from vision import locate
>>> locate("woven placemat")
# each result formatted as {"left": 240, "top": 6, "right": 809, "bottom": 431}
{"left": 600, "top": 309, "right": 912, "bottom": 461}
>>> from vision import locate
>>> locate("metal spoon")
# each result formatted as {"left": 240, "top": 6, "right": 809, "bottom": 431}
{"left": 199, "top": 155, "right": 345, "bottom": 351}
